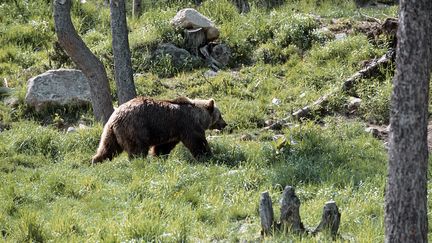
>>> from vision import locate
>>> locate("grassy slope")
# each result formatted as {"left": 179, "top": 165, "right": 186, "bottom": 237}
{"left": 2, "top": 0, "right": 427, "bottom": 242}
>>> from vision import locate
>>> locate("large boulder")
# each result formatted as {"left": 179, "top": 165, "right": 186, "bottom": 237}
{"left": 25, "top": 69, "right": 92, "bottom": 111}
{"left": 171, "top": 8, "right": 214, "bottom": 29}
{"left": 171, "top": 8, "right": 220, "bottom": 41}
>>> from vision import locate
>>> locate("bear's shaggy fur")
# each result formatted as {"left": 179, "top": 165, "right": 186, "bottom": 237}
{"left": 91, "top": 96, "right": 227, "bottom": 163}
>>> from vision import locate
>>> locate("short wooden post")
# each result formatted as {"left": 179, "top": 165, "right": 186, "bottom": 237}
{"left": 279, "top": 186, "right": 305, "bottom": 233}
{"left": 312, "top": 200, "right": 341, "bottom": 238}
{"left": 184, "top": 28, "right": 206, "bottom": 56}
{"left": 259, "top": 191, "right": 274, "bottom": 235}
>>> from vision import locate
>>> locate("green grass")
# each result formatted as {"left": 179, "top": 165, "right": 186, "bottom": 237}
{"left": 0, "top": 0, "right": 424, "bottom": 242}
{"left": 0, "top": 119, "right": 389, "bottom": 242}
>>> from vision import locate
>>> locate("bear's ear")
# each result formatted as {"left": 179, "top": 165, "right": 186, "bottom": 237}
{"left": 207, "top": 99, "right": 215, "bottom": 113}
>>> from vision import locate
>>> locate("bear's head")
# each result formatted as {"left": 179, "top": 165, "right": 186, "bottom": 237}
{"left": 206, "top": 99, "right": 227, "bottom": 131}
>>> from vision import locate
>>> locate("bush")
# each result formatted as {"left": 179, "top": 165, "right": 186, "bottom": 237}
{"left": 253, "top": 43, "right": 300, "bottom": 64}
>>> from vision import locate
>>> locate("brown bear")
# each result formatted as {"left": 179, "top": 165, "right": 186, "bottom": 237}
{"left": 91, "top": 96, "right": 227, "bottom": 163}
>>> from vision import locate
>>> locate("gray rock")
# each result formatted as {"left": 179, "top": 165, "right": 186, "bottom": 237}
{"left": 204, "top": 70, "right": 218, "bottom": 78}
{"left": 335, "top": 33, "right": 347, "bottom": 40}
{"left": 171, "top": 8, "right": 215, "bottom": 29}
{"left": 4, "top": 96, "right": 19, "bottom": 107}
{"left": 171, "top": 8, "right": 220, "bottom": 41}
{"left": 154, "top": 43, "right": 198, "bottom": 69}
{"left": 25, "top": 69, "right": 91, "bottom": 111}
{"left": 66, "top": 127, "right": 77, "bottom": 133}
{"left": 348, "top": 97, "right": 362, "bottom": 110}
{"left": 210, "top": 44, "right": 231, "bottom": 68}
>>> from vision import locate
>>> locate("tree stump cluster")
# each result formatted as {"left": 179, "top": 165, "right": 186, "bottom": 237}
{"left": 259, "top": 186, "right": 341, "bottom": 239}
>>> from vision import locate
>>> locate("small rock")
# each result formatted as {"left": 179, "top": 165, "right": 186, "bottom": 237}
{"left": 348, "top": 97, "right": 362, "bottom": 110}
{"left": 78, "top": 124, "right": 89, "bottom": 130}
{"left": 67, "top": 127, "right": 77, "bottom": 133}
{"left": 204, "top": 70, "right": 218, "bottom": 78}
{"left": 240, "top": 133, "right": 255, "bottom": 141}
{"left": 4, "top": 96, "right": 19, "bottom": 107}
{"left": 264, "top": 120, "right": 274, "bottom": 126}
{"left": 335, "top": 33, "right": 347, "bottom": 40}
{"left": 365, "top": 127, "right": 379, "bottom": 137}
{"left": 272, "top": 98, "right": 281, "bottom": 106}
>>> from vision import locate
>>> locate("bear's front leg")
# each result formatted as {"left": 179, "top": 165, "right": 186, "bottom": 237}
{"left": 127, "top": 146, "right": 150, "bottom": 160}
{"left": 150, "top": 141, "right": 180, "bottom": 157}
{"left": 181, "top": 132, "right": 212, "bottom": 159}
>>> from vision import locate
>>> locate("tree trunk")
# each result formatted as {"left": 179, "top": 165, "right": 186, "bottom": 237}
{"left": 385, "top": 0, "right": 432, "bottom": 242}
{"left": 231, "top": 0, "right": 250, "bottom": 13}
{"left": 110, "top": 0, "right": 137, "bottom": 105}
{"left": 132, "top": 0, "right": 142, "bottom": 18}
{"left": 53, "top": 0, "right": 114, "bottom": 124}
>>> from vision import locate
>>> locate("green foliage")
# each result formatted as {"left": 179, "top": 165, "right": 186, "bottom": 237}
{"left": 199, "top": 0, "right": 239, "bottom": 24}
{"left": 356, "top": 76, "right": 393, "bottom": 124}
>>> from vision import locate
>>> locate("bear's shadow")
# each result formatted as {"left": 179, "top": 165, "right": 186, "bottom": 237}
{"left": 172, "top": 142, "right": 247, "bottom": 167}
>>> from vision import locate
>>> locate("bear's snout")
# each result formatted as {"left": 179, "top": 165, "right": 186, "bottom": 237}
{"left": 214, "top": 120, "right": 227, "bottom": 130}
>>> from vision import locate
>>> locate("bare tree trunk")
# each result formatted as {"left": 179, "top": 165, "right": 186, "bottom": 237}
{"left": 385, "top": 0, "right": 432, "bottom": 242}
{"left": 110, "top": 0, "right": 137, "bottom": 105}
{"left": 132, "top": 0, "right": 142, "bottom": 18}
{"left": 231, "top": 0, "right": 250, "bottom": 13}
{"left": 53, "top": 0, "right": 114, "bottom": 124}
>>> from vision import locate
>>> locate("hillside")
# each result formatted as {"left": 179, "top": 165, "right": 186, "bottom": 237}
{"left": 0, "top": 0, "right": 421, "bottom": 242}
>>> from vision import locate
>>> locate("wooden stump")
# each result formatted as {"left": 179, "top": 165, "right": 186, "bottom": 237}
{"left": 184, "top": 28, "right": 206, "bottom": 56}
{"left": 279, "top": 186, "right": 305, "bottom": 233}
{"left": 259, "top": 186, "right": 341, "bottom": 239}
{"left": 259, "top": 191, "right": 274, "bottom": 235}
{"left": 313, "top": 201, "right": 341, "bottom": 238}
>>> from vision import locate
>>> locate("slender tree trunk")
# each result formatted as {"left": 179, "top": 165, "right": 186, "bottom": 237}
{"left": 110, "top": 0, "right": 137, "bottom": 105}
{"left": 231, "top": 0, "right": 250, "bottom": 13}
{"left": 385, "top": 0, "right": 432, "bottom": 242}
{"left": 132, "top": 0, "right": 142, "bottom": 18}
{"left": 53, "top": 0, "right": 114, "bottom": 124}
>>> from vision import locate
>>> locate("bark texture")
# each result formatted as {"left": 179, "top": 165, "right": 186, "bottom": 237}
{"left": 259, "top": 191, "right": 274, "bottom": 235}
{"left": 385, "top": 0, "right": 432, "bottom": 242}
{"left": 132, "top": 0, "right": 142, "bottom": 18}
{"left": 53, "top": 0, "right": 113, "bottom": 124}
{"left": 110, "top": 0, "right": 137, "bottom": 105}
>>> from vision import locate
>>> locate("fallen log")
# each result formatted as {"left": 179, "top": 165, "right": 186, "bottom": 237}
{"left": 261, "top": 47, "right": 395, "bottom": 130}
{"left": 342, "top": 49, "right": 395, "bottom": 92}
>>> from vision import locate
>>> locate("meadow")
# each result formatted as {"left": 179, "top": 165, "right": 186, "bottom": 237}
{"left": 1, "top": 0, "right": 427, "bottom": 242}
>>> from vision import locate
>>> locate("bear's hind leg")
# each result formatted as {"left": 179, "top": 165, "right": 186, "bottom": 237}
{"left": 150, "top": 141, "right": 179, "bottom": 157}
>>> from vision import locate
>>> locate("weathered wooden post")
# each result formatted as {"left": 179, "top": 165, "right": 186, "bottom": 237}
{"left": 279, "top": 186, "right": 305, "bottom": 233}
{"left": 259, "top": 186, "right": 341, "bottom": 239}
{"left": 259, "top": 191, "right": 274, "bottom": 235}
{"left": 184, "top": 28, "right": 206, "bottom": 56}
{"left": 313, "top": 201, "right": 341, "bottom": 238}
